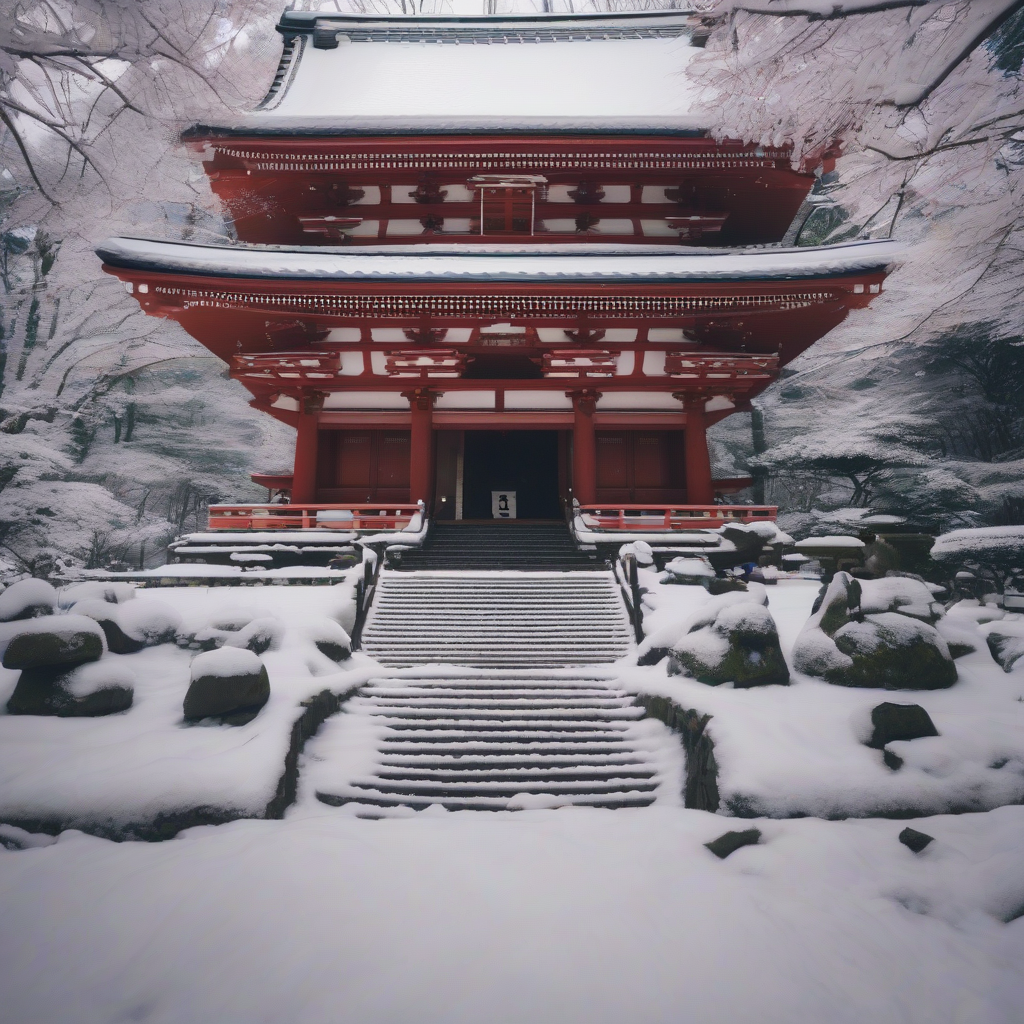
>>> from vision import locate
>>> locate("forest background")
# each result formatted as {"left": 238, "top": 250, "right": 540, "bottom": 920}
{"left": 1, "top": 0, "right": 1023, "bottom": 574}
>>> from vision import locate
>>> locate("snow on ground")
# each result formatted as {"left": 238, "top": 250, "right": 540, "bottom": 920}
{"left": 1, "top": 571, "right": 1024, "bottom": 1021}
{"left": 0, "top": 580, "right": 371, "bottom": 832}
{"left": 627, "top": 577, "right": 1024, "bottom": 819}
{"left": 0, "top": 805, "right": 1022, "bottom": 1024}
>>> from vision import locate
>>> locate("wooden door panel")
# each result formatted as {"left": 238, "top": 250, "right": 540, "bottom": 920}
{"left": 318, "top": 430, "right": 411, "bottom": 502}
{"left": 338, "top": 432, "right": 373, "bottom": 490}
{"left": 376, "top": 432, "right": 411, "bottom": 489}
{"left": 596, "top": 433, "right": 629, "bottom": 489}
{"left": 633, "top": 433, "right": 668, "bottom": 490}
{"left": 595, "top": 430, "right": 686, "bottom": 503}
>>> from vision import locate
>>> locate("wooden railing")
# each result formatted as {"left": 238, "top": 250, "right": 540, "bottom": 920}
{"left": 577, "top": 504, "right": 777, "bottom": 531}
{"left": 208, "top": 503, "right": 422, "bottom": 531}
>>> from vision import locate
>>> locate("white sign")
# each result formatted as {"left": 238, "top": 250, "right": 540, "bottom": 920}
{"left": 491, "top": 491, "right": 517, "bottom": 519}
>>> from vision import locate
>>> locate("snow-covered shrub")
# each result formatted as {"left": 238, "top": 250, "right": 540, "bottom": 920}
{"left": 58, "top": 582, "right": 136, "bottom": 609}
{"left": 663, "top": 557, "right": 715, "bottom": 586}
{"left": 932, "top": 527, "right": 1024, "bottom": 595}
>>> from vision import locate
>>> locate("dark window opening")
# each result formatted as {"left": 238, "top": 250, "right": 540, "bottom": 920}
{"left": 462, "top": 430, "right": 561, "bottom": 520}
{"left": 463, "top": 353, "right": 542, "bottom": 380}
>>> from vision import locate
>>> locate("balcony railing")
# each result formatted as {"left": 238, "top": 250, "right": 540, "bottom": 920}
{"left": 208, "top": 503, "right": 422, "bottom": 531}
{"left": 577, "top": 504, "right": 777, "bottom": 531}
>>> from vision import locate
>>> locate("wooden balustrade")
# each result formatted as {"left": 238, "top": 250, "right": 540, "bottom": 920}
{"left": 208, "top": 503, "right": 422, "bottom": 531}
{"left": 577, "top": 504, "right": 777, "bottom": 531}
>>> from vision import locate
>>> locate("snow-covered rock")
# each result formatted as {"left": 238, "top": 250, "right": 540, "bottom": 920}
{"left": 619, "top": 540, "right": 654, "bottom": 566}
{"left": 1, "top": 614, "right": 106, "bottom": 670}
{"left": 223, "top": 617, "right": 283, "bottom": 656}
{"left": 669, "top": 590, "right": 789, "bottom": 688}
{"left": 0, "top": 579, "right": 57, "bottom": 622}
{"left": 183, "top": 647, "right": 270, "bottom": 725}
{"left": 303, "top": 619, "right": 351, "bottom": 663}
{"left": 58, "top": 581, "right": 136, "bottom": 609}
{"left": 7, "top": 660, "right": 134, "bottom": 717}
{"left": 663, "top": 557, "right": 715, "bottom": 585}
{"left": 984, "top": 626, "right": 1024, "bottom": 673}
{"left": 858, "top": 575, "right": 944, "bottom": 624}
{"left": 74, "top": 598, "right": 181, "bottom": 654}
{"left": 117, "top": 600, "right": 182, "bottom": 645}
{"left": 793, "top": 573, "right": 957, "bottom": 690}
{"left": 73, "top": 599, "right": 147, "bottom": 654}
{"left": 866, "top": 702, "right": 939, "bottom": 750}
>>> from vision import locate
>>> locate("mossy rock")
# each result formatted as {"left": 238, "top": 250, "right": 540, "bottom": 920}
{"left": 7, "top": 665, "right": 133, "bottom": 717}
{"left": 86, "top": 613, "right": 146, "bottom": 654}
{"left": 829, "top": 614, "right": 957, "bottom": 690}
{"left": 2, "top": 617, "right": 104, "bottom": 670}
{"left": 315, "top": 639, "right": 351, "bottom": 662}
{"left": 707, "top": 577, "right": 748, "bottom": 596}
{"left": 795, "top": 574, "right": 958, "bottom": 690}
{"left": 987, "top": 631, "right": 1024, "bottom": 672}
{"left": 867, "top": 702, "right": 938, "bottom": 748}
{"left": 672, "top": 600, "right": 790, "bottom": 688}
{"left": 307, "top": 620, "right": 351, "bottom": 663}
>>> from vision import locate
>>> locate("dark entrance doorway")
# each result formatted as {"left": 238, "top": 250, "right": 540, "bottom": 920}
{"left": 463, "top": 430, "right": 561, "bottom": 520}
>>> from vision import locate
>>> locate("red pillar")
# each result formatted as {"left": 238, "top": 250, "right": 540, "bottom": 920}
{"left": 683, "top": 394, "right": 714, "bottom": 505}
{"left": 404, "top": 388, "right": 435, "bottom": 507}
{"left": 291, "top": 392, "right": 323, "bottom": 504}
{"left": 569, "top": 389, "right": 600, "bottom": 505}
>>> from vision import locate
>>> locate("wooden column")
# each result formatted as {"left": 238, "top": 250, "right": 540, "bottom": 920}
{"left": 568, "top": 389, "right": 600, "bottom": 505}
{"left": 292, "top": 392, "right": 325, "bottom": 504}
{"left": 681, "top": 393, "right": 714, "bottom": 505}
{"left": 403, "top": 388, "right": 436, "bottom": 507}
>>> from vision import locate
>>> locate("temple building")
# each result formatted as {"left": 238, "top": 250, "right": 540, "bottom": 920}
{"left": 98, "top": 10, "right": 898, "bottom": 526}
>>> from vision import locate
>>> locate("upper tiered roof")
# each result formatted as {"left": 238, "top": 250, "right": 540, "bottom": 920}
{"left": 98, "top": 237, "right": 900, "bottom": 284}
{"left": 194, "top": 11, "right": 706, "bottom": 137}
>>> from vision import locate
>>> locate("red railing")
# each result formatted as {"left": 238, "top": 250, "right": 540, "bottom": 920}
{"left": 208, "top": 503, "right": 422, "bottom": 531}
{"left": 578, "top": 504, "right": 777, "bottom": 531}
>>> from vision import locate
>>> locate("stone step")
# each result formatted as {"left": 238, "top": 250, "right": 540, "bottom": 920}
{"left": 316, "top": 789, "right": 657, "bottom": 811}
{"left": 378, "top": 758, "right": 650, "bottom": 771}
{"left": 363, "top": 705, "right": 641, "bottom": 719}
{"left": 361, "top": 687, "right": 628, "bottom": 698}
{"left": 345, "top": 777, "right": 659, "bottom": 797}
{"left": 373, "top": 767, "right": 658, "bottom": 782}
{"left": 361, "top": 697, "right": 632, "bottom": 710}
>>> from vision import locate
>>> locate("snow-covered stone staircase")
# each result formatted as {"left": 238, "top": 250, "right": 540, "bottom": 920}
{"left": 313, "top": 673, "right": 675, "bottom": 811}
{"left": 305, "top": 568, "right": 679, "bottom": 812}
{"left": 360, "top": 571, "right": 632, "bottom": 669}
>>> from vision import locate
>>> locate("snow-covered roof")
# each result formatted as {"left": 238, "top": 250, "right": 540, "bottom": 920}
{"left": 205, "top": 12, "right": 704, "bottom": 136}
{"left": 97, "top": 238, "right": 902, "bottom": 284}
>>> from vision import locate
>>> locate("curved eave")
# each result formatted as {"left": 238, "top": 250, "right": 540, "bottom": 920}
{"left": 276, "top": 10, "right": 703, "bottom": 34}
{"left": 181, "top": 118, "right": 710, "bottom": 140}
{"left": 97, "top": 237, "right": 902, "bottom": 287}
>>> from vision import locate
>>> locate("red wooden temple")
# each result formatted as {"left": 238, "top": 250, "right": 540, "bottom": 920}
{"left": 97, "top": 10, "right": 898, "bottom": 525}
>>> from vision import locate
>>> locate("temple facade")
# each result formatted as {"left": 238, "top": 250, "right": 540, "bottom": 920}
{"left": 98, "top": 10, "right": 898, "bottom": 524}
